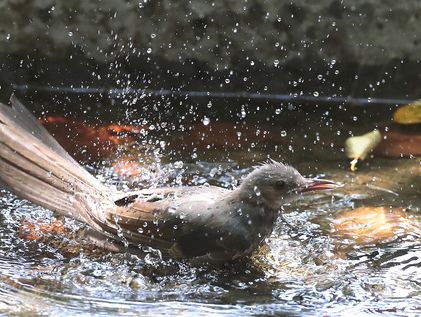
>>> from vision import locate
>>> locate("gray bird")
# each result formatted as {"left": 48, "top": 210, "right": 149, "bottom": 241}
{"left": 0, "top": 95, "right": 335, "bottom": 264}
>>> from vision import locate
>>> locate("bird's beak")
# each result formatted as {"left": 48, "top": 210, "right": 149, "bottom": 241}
{"left": 300, "top": 178, "right": 337, "bottom": 192}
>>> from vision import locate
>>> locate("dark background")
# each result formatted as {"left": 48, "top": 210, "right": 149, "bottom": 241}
{"left": 0, "top": 0, "right": 420, "bottom": 106}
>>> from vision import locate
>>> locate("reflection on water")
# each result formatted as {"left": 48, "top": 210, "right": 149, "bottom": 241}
{"left": 0, "top": 96, "right": 420, "bottom": 316}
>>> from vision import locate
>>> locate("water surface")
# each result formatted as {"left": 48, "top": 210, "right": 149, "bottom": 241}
{"left": 0, "top": 95, "right": 419, "bottom": 316}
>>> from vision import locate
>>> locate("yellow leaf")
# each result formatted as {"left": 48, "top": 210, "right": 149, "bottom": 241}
{"left": 393, "top": 101, "right": 421, "bottom": 124}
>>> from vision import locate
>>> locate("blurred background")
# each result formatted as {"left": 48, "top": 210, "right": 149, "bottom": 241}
{"left": 1, "top": 0, "right": 420, "bottom": 102}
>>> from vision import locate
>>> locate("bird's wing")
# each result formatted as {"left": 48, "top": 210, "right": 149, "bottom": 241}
{"left": 97, "top": 187, "right": 182, "bottom": 251}
{"left": 109, "top": 186, "right": 228, "bottom": 225}
{"left": 102, "top": 186, "right": 244, "bottom": 259}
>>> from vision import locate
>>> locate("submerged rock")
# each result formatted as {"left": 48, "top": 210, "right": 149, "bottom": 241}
{"left": 331, "top": 206, "right": 420, "bottom": 245}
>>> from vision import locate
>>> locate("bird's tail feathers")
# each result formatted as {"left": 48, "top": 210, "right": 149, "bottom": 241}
{"left": 0, "top": 95, "right": 113, "bottom": 228}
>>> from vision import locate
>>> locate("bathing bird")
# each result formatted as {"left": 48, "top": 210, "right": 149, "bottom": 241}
{"left": 0, "top": 95, "right": 335, "bottom": 264}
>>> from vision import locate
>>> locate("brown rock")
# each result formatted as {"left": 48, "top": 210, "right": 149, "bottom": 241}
{"left": 331, "top": 206, "right": 420, "bottom": 244}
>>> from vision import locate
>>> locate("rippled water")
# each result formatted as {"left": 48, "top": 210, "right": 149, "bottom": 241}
{"left": 0, "top": 97, "right": 420, "bottom": 316}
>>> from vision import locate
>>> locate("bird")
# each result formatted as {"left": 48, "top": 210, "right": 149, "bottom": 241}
{"left": 0, "top": 95, "right": 336, "bottom": 264}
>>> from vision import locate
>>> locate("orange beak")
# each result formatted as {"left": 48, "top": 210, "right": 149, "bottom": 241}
{"left": 301, "top": 179, "right": 337, "bottom": 192}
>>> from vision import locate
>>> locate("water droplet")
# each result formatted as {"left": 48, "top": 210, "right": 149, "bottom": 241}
{"left": 240, "top": 105, "right": 247, "bottom": 118}
{"left": 253, "top": 186, "right": 261, "bottom": 196}
{"left": 173, "top": 161, "right": 183, "bottom": 169}
{"left": 209, "top": 167, "right": 219, "bottom": 178}
{"left": 202, "top": 116, "right": 210, "bottom": 126}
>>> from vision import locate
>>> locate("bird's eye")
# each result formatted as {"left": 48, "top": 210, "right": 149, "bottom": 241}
{"left": 274, "top": 180, "right": 286, "bottom": 190}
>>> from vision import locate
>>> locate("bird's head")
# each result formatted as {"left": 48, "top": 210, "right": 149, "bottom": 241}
{"left": 238, "top": 160, "right": 336, "bottom": 209}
